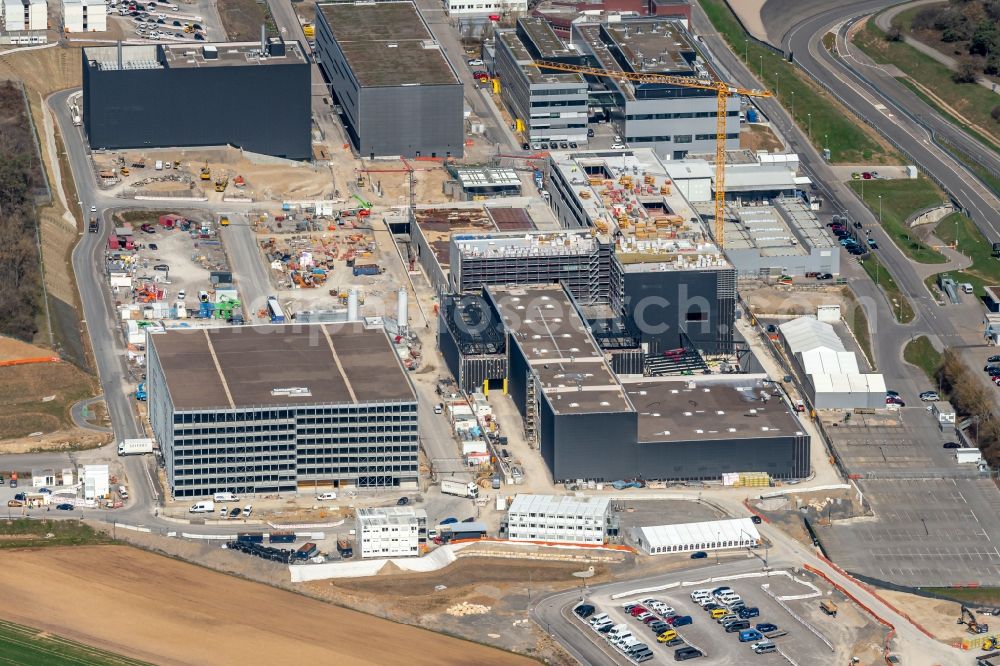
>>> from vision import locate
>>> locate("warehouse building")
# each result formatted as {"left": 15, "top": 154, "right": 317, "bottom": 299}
{"left": 571, "top": 18, "right": 739, "bottom": 159}
{"left": 357, "top": 506, "right": 427, "bottom": 558}
{"left": 779, "top": 316, "right": 885, "bottom": 410}
{"left": 547, "top": 148, "right": 737, "bottom": 354}
{"left": 2, "top": 0, "right": 45, "bottom": 31}
{"left": 721, "top": 199, "right": 838, "bottom": 277}
{"left": 146, "top": 323, "right": 419, "bottom": 498}
{"left": 632, "top": 518, "right": 759, "bottom": 555}
{"left": 63, "top": 0, "right": 104, "bottom": 31}
{"left": 82, "top": 41, "right": 311, "bottom": 159}
{"left": 506, "top": 494, "right": 613, "bottom": 544}
{"left": 488, "top": 284, "right": 809, "bottom": 481}
{"left": 314, "top": 1, "right": 463, "bottom": 158}
{"left": 493, "top": 18, "right": 589, "bottom": 145}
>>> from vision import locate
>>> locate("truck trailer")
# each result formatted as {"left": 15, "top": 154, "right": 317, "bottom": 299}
{"left": 440, "top": 478, "right": 479, "bottom": 499}
{"left": 118, "top": 438, "right": 154, "bottom": 455}
{"left": 336, "top": 537, "right": 354, "bottom": 558}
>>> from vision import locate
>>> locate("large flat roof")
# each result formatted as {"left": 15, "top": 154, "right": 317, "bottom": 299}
{"left": 149, "top": 323, "right": 414, "bottom": 411}
{"left": 317, "top": 2, "right": 458, "bottom": 87}
{"left": 84, "top": 41, "right": 307, "bottom": 71}
{"left": 497, "top": 27, "right": 585, "bottom": 85}
{"left": 488, "top": 285, "right": 632, "bottom": 416}
{"left": 622, "top": 377, "right": 805, "bottom": 442}
{"left": 414, "top": 206, "right": 496, "bottom": 270}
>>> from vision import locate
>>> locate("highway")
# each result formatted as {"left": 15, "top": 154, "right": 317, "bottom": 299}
{"left": 783, "top": 0, "right": 1000, "bottom": 240}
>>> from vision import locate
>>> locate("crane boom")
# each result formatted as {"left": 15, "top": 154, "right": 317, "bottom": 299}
{"left": 533, "top": 60, "right": 772, "bottom": 248}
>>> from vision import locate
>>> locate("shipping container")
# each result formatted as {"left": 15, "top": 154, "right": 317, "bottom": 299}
{"left": 269, "top": 531, "right": 297, "bottom": 543}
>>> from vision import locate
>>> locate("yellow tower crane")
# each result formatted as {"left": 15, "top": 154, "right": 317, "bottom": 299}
{"left": 533, "top": 60, "right": 772, "bottom": 248}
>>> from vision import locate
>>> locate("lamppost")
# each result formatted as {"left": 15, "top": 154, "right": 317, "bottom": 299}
{"left": 774, "top": 72, "right": 779, "bottom": 97}
{"left": 744, "top": 39, "right": 748, "bottom": 63}
{"left": 759, "top": 55, "right": 763, "bottom": 79}
{"left": 807, "top": 112, "right": 811, "bottom": 139}
{"left": 790, "top": 91, "right": 795, "bottom": 119}
{"left": 878, "top": 194, "right": 883, "bottom": 223}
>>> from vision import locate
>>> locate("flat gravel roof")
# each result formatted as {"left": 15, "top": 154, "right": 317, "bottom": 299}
{"left": 317, "top": 2, "right": 457, "bottom": 87}
{"left": 150, "top": 323, "right": 414, "bottom": 410}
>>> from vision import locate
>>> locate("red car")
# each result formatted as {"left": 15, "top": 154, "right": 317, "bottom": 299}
{"left": 629, "top": 606, "right": 647, "bottom": 617}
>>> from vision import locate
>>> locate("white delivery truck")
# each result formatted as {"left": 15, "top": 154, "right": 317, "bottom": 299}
{"left": 189, "top": 500, "right": 215, "bottom": 513}
{"left": 440, "top": 478, "right": 479, "bottom": 499}
{"left": 118, "top": 438, "right": 154, "bottom": 455}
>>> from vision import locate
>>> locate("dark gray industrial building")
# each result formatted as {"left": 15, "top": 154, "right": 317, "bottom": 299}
{"left": 444, "top": 285, "right": 809, "bottom": 482}
{"left": 147, "top": 323, "right": 419, "bottom": 498}
{"left": 314, "top": 1, "right": 464, "bottom": 158}
{"left": 82, "top": 41, "right": 311, "bottom": 160}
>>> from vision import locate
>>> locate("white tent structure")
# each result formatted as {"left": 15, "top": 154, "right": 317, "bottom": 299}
{"left": 779, "top": 316, "right": 886, "bottom": 410}
{"left": 632, "top": 518, "right": 760, "bottom": 555}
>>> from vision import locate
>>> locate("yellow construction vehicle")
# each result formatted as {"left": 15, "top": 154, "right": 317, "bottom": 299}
{"left": 200, "top": 164, "right": 211, "bottom": 181}
{"left": 214, "top": 176, "right": 228, "bottom": 193}
{"left": 121, "top": 167, "right": 130, "bottom": 177}
{"left": 219, "top": 215, "right": 230, "bottom": 227}
{"left": 533, "top": 61, "right": 772, "bottom": 248}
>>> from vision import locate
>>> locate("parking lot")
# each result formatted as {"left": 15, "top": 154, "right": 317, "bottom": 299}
{"left": 108, "top": 0, "right": 223, "bottom": 43}
{"left": 579, "top": 571, "right": 837, "bottom": 665}
{"left": 815, "top": 407, "right": 1000, "bottom": 586}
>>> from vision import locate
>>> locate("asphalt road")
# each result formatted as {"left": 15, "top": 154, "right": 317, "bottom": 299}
{"left": 783, "top": 0, "right": 1000, "bottom": 239}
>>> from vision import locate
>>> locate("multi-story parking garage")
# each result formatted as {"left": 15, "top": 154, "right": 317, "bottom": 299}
{"left": 146, "top": 323, "right": 419, "bottom": 498}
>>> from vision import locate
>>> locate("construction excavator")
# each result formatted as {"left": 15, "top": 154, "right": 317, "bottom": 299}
{"left": 959, "top": 605, "right": 989, "bottom": 634}
{"left": 533, "top": 60, "right": 772, "bottom": 248}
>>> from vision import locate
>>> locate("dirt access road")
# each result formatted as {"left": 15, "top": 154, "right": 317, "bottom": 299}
{"left": 0, "top": 546, "right": 537, "bottom": 666}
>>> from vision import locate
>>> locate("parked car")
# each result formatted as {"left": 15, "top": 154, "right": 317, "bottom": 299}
{"left": 918, "top": 391, "right": 939, "bottom": 401}
{"left": 569, "top": 142, "right": 578, "bottom": 148}
{"left": 396, "top": 496, "right": 409, "bottom": 505}
{"left": 751, "top": 515, "right": 763, "bottom": 524}
{"left": 886, "top": 396, "right": 905, "bottom": 407}
{"left": 467, "top": 58, "right": 484, "bottom": 66}
{"left": 587, "top": 128, "right": 595, "bottom": 137}
{"left": 816, "top": 273, "right": 833, "bottom": 280}
{"left": 943, "top": 441, "right": 961, "bottom": 449}
{"left": 867, "top": 238, "right": 878, "bottom": 249}
{"left": 56, "top": 503, "right": 74, "bottom": 510}
{"left": 241, "top": 504, "right": 253, "bottom": 517}
{"left": 228, "top": 507, "right": 241, "bottom": 517}
{"left": 670, "top": 615, "right": 693, "bottom": 627}
{"left": 755, "top": 623, "right": 778, "bottom": 633}
{"left": 987, "top": 355, "right": 1000, "bottom": 363}
{"left": 738, "top": 607, "right": 760, "bottom": 619}
{"left": 690, "top": 550, "right": 708, "bottom": 559}
{"left": 674, "top": 647, "right": 703, "bottom": 661}
{"left": 574, "top": 604, "right": 595, "bottom": 618}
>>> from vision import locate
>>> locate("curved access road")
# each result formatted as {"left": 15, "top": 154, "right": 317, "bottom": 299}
{"left": 782, "top": 1, "right": 1000, "bottom": 241}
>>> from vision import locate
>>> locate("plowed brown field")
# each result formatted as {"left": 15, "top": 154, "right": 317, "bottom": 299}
{"left": 0, "top": 546, "right": 537, "bottom": 666}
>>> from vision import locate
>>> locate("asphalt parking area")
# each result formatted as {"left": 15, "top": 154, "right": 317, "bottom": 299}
{"left": 816, "top": 478, "right": 1000, "bottom": 585}
{"left": 582, "top": 572, "right": 835, "bottom": 665}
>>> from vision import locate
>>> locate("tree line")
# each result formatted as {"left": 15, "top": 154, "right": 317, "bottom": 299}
{"left": 0, "top": 81, "right": 43, "bottom": 342}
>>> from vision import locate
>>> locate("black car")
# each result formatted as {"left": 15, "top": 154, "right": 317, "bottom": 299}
{"left": 943, "top": 441, "right": 961, "bottom": 449}
{"left": 690, "top": 550, "right": 708, "bottom": 559}
{"left": 766, "top": 324, "right": 778, "bottom": 333}
{"left": 569, "top": 142, "right": 578, "bottom": 148}
{"left": 559, "top": 142, "right": 568, "bottom": 149}
{"left": 56, "top": 503, "right": 74, "bottom": 510}
{"left": 675, "top": 647, "right": 703, "bottom": 661}
{"left": 462, "top": 516, "right": 475, "bottom": 522}
{"left": 172, "top": 19, "right": 181, "bottom": 25}
{"left": 194, "top": 33, "right": 205, "bottom": 40}
{"left": 988, "top": 355, "right": 1000, "bottom": 363}
{"left": 985, "top": 364, "right": 1000, "bottom": 373}
{"left": 522, "top": 142, "right": 530, "bottom": 151}
{"left": 751, "top": 515, "right": 763, "bottom": 524}
{"left": 396, "top": 496, "right": 409, "bottom": 506}
{"left": 148, "top": 243, "right": 158, "bottom": 250}
{"left": 816, "top": 273, "right": 833, "bottom": 280}
{"left": 574, "top": 604, "right": 595, "bottom": 618}
{"left": 854, "top": 221, "right": 863, "bottom": 228}
{"left": 649, "top": 621, "right": 669, "bottom": 633}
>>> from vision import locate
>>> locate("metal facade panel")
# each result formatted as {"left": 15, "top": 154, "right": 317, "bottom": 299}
{"left": 359, "top": 85, "right": 464, "bottom": 158}
{"left": 83, "top": 58, "right": 311, "bottom": 159}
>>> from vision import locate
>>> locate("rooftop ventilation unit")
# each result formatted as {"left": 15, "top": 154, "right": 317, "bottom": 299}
{"left": 271, "top": 387, "right": 312, "bottom": 397}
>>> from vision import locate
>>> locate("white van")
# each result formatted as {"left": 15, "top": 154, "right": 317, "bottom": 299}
{"left": 214, "top": 492, "right": 238, "bottom": 502}
{"left": 316, "top": 492, "right": 337, "bottom": 501}
{"left": 155, "top": 160, "right": 163, "bottom": 170}
{"left": 189, "top": 500, "right": 214, "bottom": 513}
{"left": 117, "top": 485, "right": 128, "bottom": 499}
